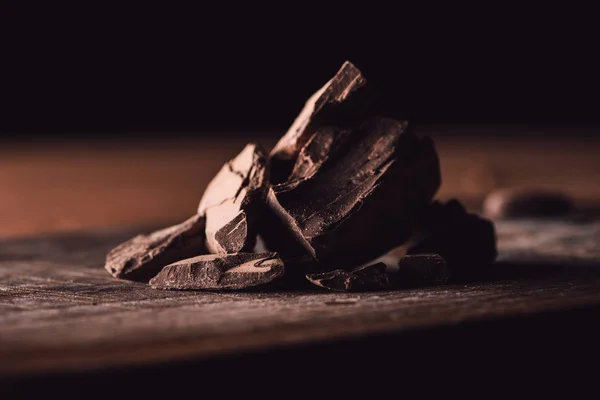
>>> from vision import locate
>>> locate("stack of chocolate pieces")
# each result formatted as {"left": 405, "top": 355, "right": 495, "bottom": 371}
{"left": 105, "top": 61, "right": 497, "bottom": 292}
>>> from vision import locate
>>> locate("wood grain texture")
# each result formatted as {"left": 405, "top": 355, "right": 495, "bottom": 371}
{"left": 1, "top": 218, "right": 600, "bottom": 376}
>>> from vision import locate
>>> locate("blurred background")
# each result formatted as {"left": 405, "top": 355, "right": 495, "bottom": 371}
{"left": 3, "top": 4, "right": 599, "bottom": 237}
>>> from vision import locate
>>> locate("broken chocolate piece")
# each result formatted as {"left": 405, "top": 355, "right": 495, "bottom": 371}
{"left": 306, "top": 262, "right": 389, "bottom": 292}
{"left": 408, "top": 200, "right": 497, "bottom": 281}
{"left": 105, "top": 214, "right": 206, "bottom": 282}
{"left": 262, "top": 117, "right": 440, "bottom": 269}
{"left": 269, "top": 61, "right": 375, "bottom": 183}
{"left": 285, "top": 126, "right": 351, "bottom": 186}
{"left": 394, "top": 254, "right": 448, "bottom": 287}
{"left": 149, "top": 252, "right": 284, "bottom": 290}
{"left": 198, "top": 143, "right": 269, "bottom": 254}
{"left": 483, "top": 188, "right": 573, "bottom": 219}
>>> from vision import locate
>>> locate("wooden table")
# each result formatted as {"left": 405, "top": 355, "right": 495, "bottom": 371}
{"left": 2, "top": 132, "right": 600, "bottom": 395}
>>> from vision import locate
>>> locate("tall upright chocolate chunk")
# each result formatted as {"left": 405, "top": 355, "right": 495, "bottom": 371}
{"left": 198, "top": 143, "right": 269, "bottom": 254}
{"left": 149, "top": 253, "right": 285, "bottom": 290}
{"left": 105, "top": 214, "right": 206, "bottom": 282}
{"left": 262, "top": 117, "right": 441, "bottom": 269}
{"left": 408, "top": 200, "right": 497, "bottom": 281}
{"left": 269, "top": 61, "right": 375, "bottom": 183}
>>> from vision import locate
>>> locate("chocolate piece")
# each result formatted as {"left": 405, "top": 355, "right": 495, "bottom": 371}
{"left": 198, "top": 143, "right": 269, "bottom": 254}
{"left": 105, "top": 214, "right": 206, "bottom": 282}
{"left": 285, "top": 126, "right": 351, "bottom": 186}
{"left": 394, "top": 254, "right": 448, "bottom": 287}
{"left": 262, "top": 117, "right": 440, "bottom": 269}
{"left": 269, "top": 61, "right": 375, "bottom": 183}
{"left": 408, "top": 200, "right": 497, "bottom": 281}
{"left": 277, "top": 255, "right": 321, "bottom": 290}
{"left": 149, "top": 252, "right": 284, "bottom": 290}
{"left": 483, "top": 188, "right": 573, "bottom": 219}
{"left": 306, "top": 262, "right": 389, "bottom": 292}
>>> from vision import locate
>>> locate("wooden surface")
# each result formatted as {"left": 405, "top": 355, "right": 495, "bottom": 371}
{"left": 1, "top": 131, "right": 600, "bottom": 238}
{"left": 2, "top": 218, "right": 600, "bottom": 376}
{"left": 2, "top": 132, "right": 600, "bottom": 388}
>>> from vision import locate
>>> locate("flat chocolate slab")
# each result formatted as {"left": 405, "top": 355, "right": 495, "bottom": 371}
{"left": 104, "top": 214, "right": 206, "bottom": 282}
{"left": 149, "top": 252, "right": 284, "bottom": 290}
{"left": 198, "top": 143, "right": 269, "bottom": 254}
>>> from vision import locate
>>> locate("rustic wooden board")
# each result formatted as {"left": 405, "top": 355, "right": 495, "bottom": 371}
{"left": 1, "top": 218, "right": 600, "bottom": 376}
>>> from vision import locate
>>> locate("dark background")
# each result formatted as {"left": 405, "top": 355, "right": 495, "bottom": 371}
{"left": 5, "top": 4, "right": 600, "bottom": 138}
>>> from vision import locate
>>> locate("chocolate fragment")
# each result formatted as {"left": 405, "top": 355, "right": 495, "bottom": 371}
{"left": 278, "top": 255, "right": 322, "bottom": 289}
{"left": 262, "top": 117, "right": 440, "bottom": 269}
{"left": 306, "top": 262, "right": 389, "bottom": 292}
{"left": 102, "top": 60, "right": 497, "bottom": 294}
{"left": 408, "top": 200, "right": 497, "bottom": 281}
{"left": 149, "top": 252, "right": 284, "bottom": 290}
{"left": 483, "top": 188, "right": 573, "bottom": 219}
{"left": 269, "top": 61, "right": 374, "bottom": 183}
{"left": 105, "top": 214, "right": 206, "bottom": 282}
{"left": 198, "top": 143, "right": 269, "bottom": 254}
{"left": 394, "top": 254, "right": 448, "bottom": 287}
{"left": 285, "top": 126, "right": 351, "bottom": 186}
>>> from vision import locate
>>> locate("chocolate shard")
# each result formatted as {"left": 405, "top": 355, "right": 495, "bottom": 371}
{"left": 269, "top": 61, "right": 375, "bottom": 183}
{"left": 408, "top": 200, "right": 497, "bottom": 281}
{"left": 483, "top": 188, "right": 573, "bottom": 219}
{"left": 393, "top": 254, "right": 449, "bottom": 288}
{"left": 105, "top": 214, "right": 206, "bottom": 282}
{"left": 198, "top": 143, "right": 269, "bottom": 254}
{"left": 306, "top": 262, "right": 389, "bottom": 292}
{"left": 149, "top": 252, "right": 284, "bottom": 290}
{"left": 261, "top": 117, "right": 441, "bottom": 269}
{"left": 285, "top": 126, "right": 351, "bottom": 187}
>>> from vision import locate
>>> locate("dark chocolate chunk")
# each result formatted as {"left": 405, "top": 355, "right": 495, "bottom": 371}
{"left": 198, "top": 143, "right": 269, "bottom": 254}
{"left": 483, "top": 188, "right": 573, "bottom": 219}
{"left": 306, "top": 262, "right": 389, "bottom": 292}
{"left": 393, "top": 254, "right": 448, "bottom": 287}
{"left": 262, "top": 117, "right": 440, "bottom": 269}
{"left": 105, "top": 214, "right": 206, "bottom": 282}
{"left": 277, "top": 255, "right": 322, "bottom": 290}
{"left": 285, "top": 126, "right": 351, "bottom": 186}
{"left": 149, "top": 252, "right": 284, "bottom": 290}
{"left": 269, "top": 61, "right": 375, "bottom": 183}
{"left": 408, "top": 200, "right": 497, "bottom": 281}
